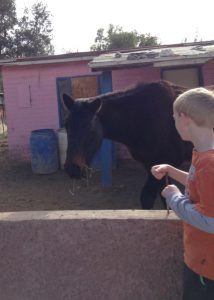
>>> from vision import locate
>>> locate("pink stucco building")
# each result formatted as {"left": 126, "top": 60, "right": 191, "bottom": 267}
{"left": 2, "top": 41, "right": 214, "bottom": 160}
{"left": 2, "top": 54, "right": 101, "bottom": 159}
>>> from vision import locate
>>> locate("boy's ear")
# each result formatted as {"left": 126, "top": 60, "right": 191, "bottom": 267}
{"left": 63, "top": 94, "right": 74, "bottom": 111}
{"left": 180, "top": 113, "right": 192, "bottom": 125}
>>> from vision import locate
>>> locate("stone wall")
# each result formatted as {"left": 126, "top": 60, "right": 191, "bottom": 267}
{"left": 0, "top": 210, "right": 183, "bottom": 300}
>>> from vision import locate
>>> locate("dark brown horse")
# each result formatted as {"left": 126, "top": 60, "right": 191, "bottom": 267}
{"left": 63, "top": 80, "right": 193, "bottom": 209}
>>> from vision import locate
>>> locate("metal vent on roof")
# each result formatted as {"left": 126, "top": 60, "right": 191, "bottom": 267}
{"left": 160, "top": 48, "right": 175, "bottom": 57}
{"left": 127, "top": 52, "right": 147, "bottom": 60}
{"left": 115, "top": 52, "right": 122, "bottom": 58}
{"left": 146, "top": 51, "right": 159, "bottom": 58}
{"left": 191, "top": 45, "right": 206, "bottom": 51}
{"left": 127, "top": 51, "right": 159, "bottom": 60}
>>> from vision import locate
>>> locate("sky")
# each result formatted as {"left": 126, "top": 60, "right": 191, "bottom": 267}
{"left": 16, "top": 0, "right": 214, "bottom": 55}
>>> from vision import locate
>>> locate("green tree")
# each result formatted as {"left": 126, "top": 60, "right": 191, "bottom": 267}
{"left": 0, "top": 1, "right": 54, "bottom": 58}
{"left": 138, "top": 33, "right": 159, "bottom": 47}
{"left": 0, "top": 0, "right": 17, "bottom": 58}
{"left": 12, "top": 2, "right": 54, "bottom": 57}
{"left": 91, "top": 24, "right": 159, "bottom": 51}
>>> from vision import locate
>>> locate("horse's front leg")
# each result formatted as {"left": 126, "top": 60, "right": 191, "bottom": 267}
{"left": 140, "top": 172, "right": 165, "bottom": 209}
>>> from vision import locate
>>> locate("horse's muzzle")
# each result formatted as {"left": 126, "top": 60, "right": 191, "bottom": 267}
{"left": 64, "top": 162, "right": 87, "bottom": 179}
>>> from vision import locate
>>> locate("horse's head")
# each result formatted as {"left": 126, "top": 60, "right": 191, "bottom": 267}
{"left": 63, "top": 94, "right": 103, "bottom": 179}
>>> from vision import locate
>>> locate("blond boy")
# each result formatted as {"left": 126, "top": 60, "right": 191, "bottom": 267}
{"left": 151, "top": 87, "right": 214, "bottom": 300}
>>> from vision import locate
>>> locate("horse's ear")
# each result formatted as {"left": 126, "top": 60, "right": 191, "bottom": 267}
{"left": 87, "top": 98, "right": 102, "bottom": 113}
{"left": 63, "top": 94, "right": 74, "bottom": 111}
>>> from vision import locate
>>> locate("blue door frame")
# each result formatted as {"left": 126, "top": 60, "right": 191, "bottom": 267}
{"left": 56, "top": 77, "right": 72, "bottom": 128}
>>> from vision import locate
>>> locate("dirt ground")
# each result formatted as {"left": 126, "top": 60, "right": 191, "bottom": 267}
{"left": 0, "top": 135, "right": 165, "bottom": 212}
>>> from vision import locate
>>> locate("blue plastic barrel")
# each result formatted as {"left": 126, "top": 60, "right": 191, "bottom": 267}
{"left": 30, "top": 129, "right": 59, "bottom": 174}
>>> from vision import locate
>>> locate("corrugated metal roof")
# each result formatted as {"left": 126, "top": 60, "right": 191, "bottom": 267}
{"left": 89, "top": 41, "right": 214, "bottom": 71}
{"left": 0, "top": 50, "right": 108, "bottom": 66}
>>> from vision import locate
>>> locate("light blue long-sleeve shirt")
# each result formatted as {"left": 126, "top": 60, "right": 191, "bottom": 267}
{"left": 166, "top": 192, "right": 214, "bottom": 234}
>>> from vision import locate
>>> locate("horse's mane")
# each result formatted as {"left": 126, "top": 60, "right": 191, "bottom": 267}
{"left": 77, "top": 80, "right": 213, "bottom": 106}
{"left": 90, "top": 80, "right": 188, "bottom": 105}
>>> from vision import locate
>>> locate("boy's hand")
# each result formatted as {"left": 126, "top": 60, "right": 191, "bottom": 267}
{"left": 161, "top": 184, "right": 182, "bottom": 198}
{"left": 151, "top": 164, "right": 169, "bottom": 180}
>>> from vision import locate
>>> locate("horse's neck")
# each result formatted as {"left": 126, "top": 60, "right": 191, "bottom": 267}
{"left": 97, "top": 98, "right": 131, "bottom": 145}
{"left": 97, "top": 102, "right": 119, "bottom": 138}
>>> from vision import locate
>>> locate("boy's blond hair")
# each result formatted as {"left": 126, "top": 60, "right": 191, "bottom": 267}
{"left": 173, "top": 87, "right": 214, "bottom": 127}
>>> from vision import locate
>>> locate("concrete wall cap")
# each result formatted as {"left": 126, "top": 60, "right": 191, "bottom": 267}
{"left": 0, "top": 210, "right": 179, "bottom": 222}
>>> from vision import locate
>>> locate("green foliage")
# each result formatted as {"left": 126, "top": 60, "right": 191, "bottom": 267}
{"left": 0, "top": 0, "right": 17, "bottom": 58}
{"left": 0, "top": 0, "right": 54, "bottom": 58}
{"left": 13, "top": 2, "right": 54, "bottom": 57}
{"left": 91, "top": 24, "right": 159, "bottom": 51}
{"left": 138, "top": 33, "right": 159, "bottom": 47}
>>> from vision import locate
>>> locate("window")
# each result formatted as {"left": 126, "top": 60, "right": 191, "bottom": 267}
{"left": 57, "top": 75, "right": 100, "bottom": 127}
{"left": 162, "top": 68, "right": 200, "bottom": 88}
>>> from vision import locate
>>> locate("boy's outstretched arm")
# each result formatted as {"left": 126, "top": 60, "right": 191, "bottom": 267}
{"left": 151, "top": 164, "right": 188, "bottom": 186}
{"left": 162, "top": 185, "right": 214, "bottom": 234}
{"left": 151, "top": 164, "right": 214, "bottom": 233}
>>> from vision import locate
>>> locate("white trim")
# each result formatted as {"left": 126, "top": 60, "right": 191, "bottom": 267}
{"left": 90, "top": 56, "right": 214, "bottom": 70}
{"left": 153, "top": 57, "right": 211, "bottom": 67}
